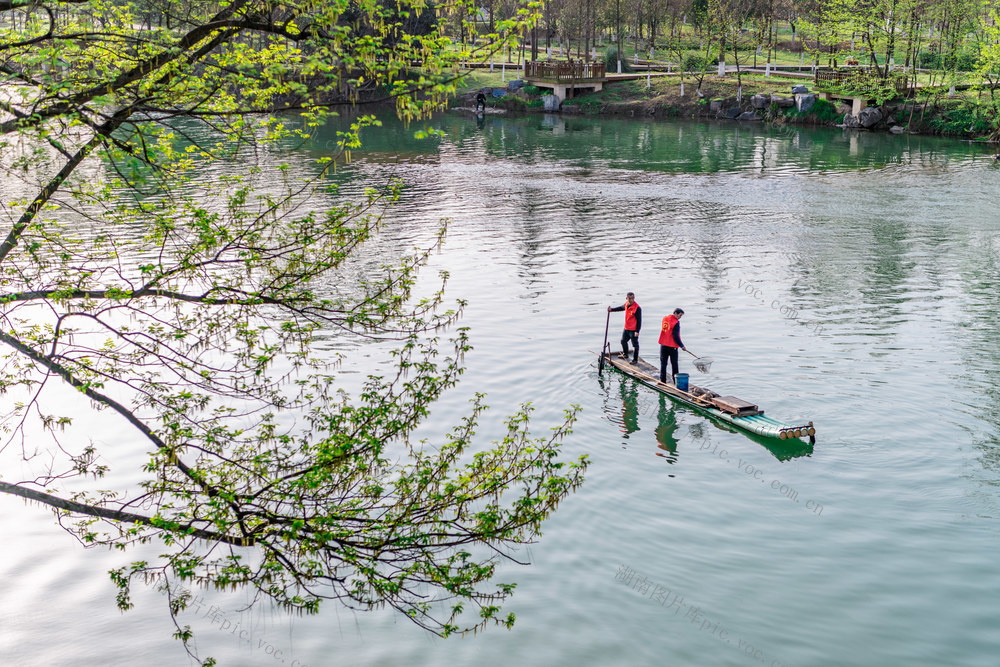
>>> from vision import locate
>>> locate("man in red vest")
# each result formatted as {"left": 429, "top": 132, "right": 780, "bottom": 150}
{"left": 658, "top": 308, "right": 686, "bottom": 384}
{"left": 608, "top": 292, "right": 642, "bottom": 364}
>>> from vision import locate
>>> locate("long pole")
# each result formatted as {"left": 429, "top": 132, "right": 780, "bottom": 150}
{"left": 598, "top": 310, "right": 611, "bottom": 374}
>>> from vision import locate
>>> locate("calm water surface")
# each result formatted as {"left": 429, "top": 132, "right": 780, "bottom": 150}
{"left": 3, "top": 113, "right": 1000, "bottom": 666}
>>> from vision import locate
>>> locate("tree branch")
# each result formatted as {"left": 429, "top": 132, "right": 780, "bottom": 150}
{"left": 0, "top": 480, "right": 253, "bottom": 546}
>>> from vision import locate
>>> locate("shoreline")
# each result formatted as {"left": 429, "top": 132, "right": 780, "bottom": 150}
{"left": 458, "top": 75, "right": 1000, "bottom": 144}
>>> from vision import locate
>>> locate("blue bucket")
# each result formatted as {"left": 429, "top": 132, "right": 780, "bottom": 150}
{"left": 675, "top": 373, "right": 689, "bottom": 392}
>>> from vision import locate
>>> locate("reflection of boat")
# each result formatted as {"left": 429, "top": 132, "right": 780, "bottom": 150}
{"left": 600, "top": 352, "right": 816, "bottom": 444}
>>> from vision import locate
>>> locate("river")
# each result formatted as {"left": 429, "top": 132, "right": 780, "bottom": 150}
{"left": 3, "top": 112, "right": 999, "bottom": 666}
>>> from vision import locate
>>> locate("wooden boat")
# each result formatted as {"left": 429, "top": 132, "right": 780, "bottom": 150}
{"left": 600, "top": 352, "right": 816, "bottom": 444}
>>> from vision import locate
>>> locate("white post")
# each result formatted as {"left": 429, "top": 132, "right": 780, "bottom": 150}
{"left": 680, "top": 80, "right": 685, "bottom": 96}
{"left": 765, "top": 61, "right": 771, "bottom": 77}
{"left": 647, "top": 71, "right": 651, "bottom": 87}
{"left": 490, "top": 54, "right": 494, "bottom": 72}
{"left": 634, "top": 53, "right": 638, "bottom": 65}
{"left": 718, "top": 58, "right": 725, "bottom": 76}
{"left": 799, "top": 52, "right": 804, "bottom": 66}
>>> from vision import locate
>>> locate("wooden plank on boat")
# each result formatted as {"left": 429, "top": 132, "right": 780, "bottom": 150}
{"left": 711, "top": 396, "right": 761, "bottom": 416}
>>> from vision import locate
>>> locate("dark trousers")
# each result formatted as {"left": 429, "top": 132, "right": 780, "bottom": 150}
{"left": 621, "top": 329, "right": 639, "bottom": 360}
{"left": 660, "top": 345, "right": 678, "bottom": 382}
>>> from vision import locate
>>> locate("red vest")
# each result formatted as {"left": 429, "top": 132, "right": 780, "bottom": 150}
{"left": 624, "top": 302, "right": 639, "bottom": 331}
{"left": 659, "top": 314, "right": 680, "bottom": 347}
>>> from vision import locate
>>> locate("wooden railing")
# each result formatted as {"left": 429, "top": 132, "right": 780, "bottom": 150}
{"left": 814, "top": 67, "right": 910, "bottom": 97}
{"left": 524, "top": 60, "right": 606, "bottom": 81}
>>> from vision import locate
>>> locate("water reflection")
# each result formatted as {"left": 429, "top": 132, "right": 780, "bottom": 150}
{"left": 598, "top": 371, "right": 812, "bottom": 462}
{"left": 955, "top": 247, "right": 1000, "bottom": 477}
{"left": 654, "top": 394, "right": 679, "bottom": 465}
{"left": 305, "top": 107, "right": 996, "bottom": 179}
{"left": 617, "top": 377, "right": 642, "bottom": 438}
{"left": 596, "top": 375, "right": 640, "bottom": 445}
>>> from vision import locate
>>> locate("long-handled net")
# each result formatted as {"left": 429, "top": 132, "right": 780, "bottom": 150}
{"left": 692, "top": 356, "right": 714, "bottom": 373}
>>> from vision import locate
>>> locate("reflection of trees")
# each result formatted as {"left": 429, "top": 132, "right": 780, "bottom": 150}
{"left": 323, "top": 112, "right": 978, "bottom": 178}
{"left": 853, "top": 216, "right": 912, "bottom": 333}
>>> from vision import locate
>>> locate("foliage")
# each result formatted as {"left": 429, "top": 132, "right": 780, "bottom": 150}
{"left": 919, "top": 50, "right": 978, "bottom": 72}
{"left": 0, "top": 0, "right": 587, "bottom": 662}
{"left": 500, "top": 94, "right": 544, "bottom": 110}
{"left": 690, "top": 0, "right": 710, "bottom": 29}
{"left": 810, "top": 98, "right": 845, "bottom": 124}
{"left": 814, "top": 69, "right": 909, "bottom": 105}
{"left": 684, "top": 54, "right": 709, "bottom": 72}
{"left": 928, "top": 101, "right": 995, "bottom": 136}
{"left": 780, "top": 97, "right": 843, "bottom": 124}
{"left": 604, "top": 45, "right": 633, "bottom": 73}
{"left": 975, "top": 4, "right": 1000, "bottom": 139}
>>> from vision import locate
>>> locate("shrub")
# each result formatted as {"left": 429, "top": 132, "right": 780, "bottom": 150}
{"left": 683, "top": 54, "right": 707, "bottom": 72}
{"left": 522, "top": 85, "right": 541, "bottom": 96}
{"left": 929, "top": 103, "right": 995, "bottom": 136}
{"left": 809, "top": 98, "right": 842, "bottom": 123}
{"left": 499, "top": 95, "right": 527, "bottom": 111}
{"left": 780, "top": 97, "right": 843, "bottom": 124}
{"left": 604, "top": 46, "right": 633, "bottom": 73}
{"left": 956, "top": 50, "right": 977, "bottom": 71}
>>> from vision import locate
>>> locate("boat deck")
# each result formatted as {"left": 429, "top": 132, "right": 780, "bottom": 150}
{"left": 601, "top": 352, "right": 816, "bottom": 443}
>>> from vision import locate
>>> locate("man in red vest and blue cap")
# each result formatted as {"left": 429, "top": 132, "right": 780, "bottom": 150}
{"left": 608, "top": 292, "right": 642, "bottom": 364}
{"left": 659, "top": 308, "right": 686, "bottom": 384}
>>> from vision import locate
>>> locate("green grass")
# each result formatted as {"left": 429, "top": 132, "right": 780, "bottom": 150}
{"left": 460, "top": 70, "right": 516, "bottom": 92}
